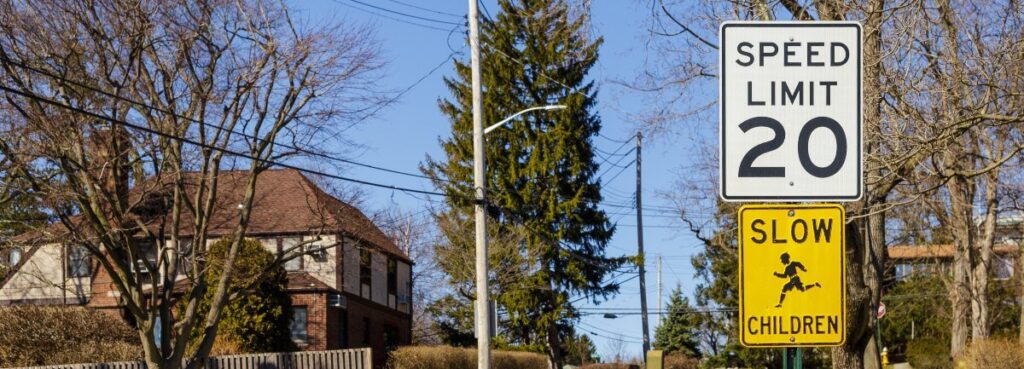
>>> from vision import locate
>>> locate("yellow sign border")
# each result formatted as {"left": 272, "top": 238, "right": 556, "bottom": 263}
{"left": 738, "top": 203, "right": 846, "bottom": 347}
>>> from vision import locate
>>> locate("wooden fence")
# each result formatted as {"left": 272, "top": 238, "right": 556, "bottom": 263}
{"left": 7, "top": 348, "right": 372, "bottom": 369}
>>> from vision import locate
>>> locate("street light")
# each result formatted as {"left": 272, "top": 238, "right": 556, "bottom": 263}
{"left": 483, "top": 105, "right": 567, "bottom": 134}
{"left": 473, "top": 104, "right": 566, "bottom": 369}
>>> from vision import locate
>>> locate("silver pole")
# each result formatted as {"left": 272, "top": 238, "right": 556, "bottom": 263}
{"left": 468, "top": 0, "right": 490, "bottom": 368}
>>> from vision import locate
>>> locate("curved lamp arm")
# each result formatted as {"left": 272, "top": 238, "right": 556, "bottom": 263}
{"left": 483, "top": 105, "right": 567, "bottom": 134}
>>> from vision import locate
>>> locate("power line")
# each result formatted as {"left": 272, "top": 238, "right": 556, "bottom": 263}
{"left": 348, "top": 0, "right": 463, "bottom": 26}
{"left": 577, "top": 321, "right": 645, "bottom": 341}
{"left": 598, "top": 132, "right": 633, "bottom": 144}
{"left": 600, "top": 159, "right": 636, "bottom": 186}
{"left": 0, "top": 55, "right": 442, "bottom": 183}
{"left": 332, "top": 0, "right": 456, "bottom": 32}
{"left": 477, "top": 0, "right": 494, "bottom": 21}
{"left": 0, "top": 84, "right": 449, "bottom": 197}
{"left": 387, "top": 0, "right": 464, "bottom": 18}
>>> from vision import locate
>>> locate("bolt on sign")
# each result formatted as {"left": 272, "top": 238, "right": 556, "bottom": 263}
{"left": 738, "top": 204, "right": 846, "bottom": 347}
{"left": 719, "top": 22, "right": 862, "bottom": 201}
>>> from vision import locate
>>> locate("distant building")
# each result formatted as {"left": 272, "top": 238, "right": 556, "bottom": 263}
{"left": 887, "top": 212, "right": 1022, "bottom": 281}
{"left": 0, "top": 169, "right": 411, "bottom": 365}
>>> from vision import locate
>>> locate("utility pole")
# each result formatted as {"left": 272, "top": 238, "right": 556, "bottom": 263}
{"left": 656, "top": 255, "right": 662, "bottom": 329}
{"left": 468, "top": 0, "right": 490, "bottom": 368}
{"left": 636, "top": 132, "right": 651, "bottom": 357}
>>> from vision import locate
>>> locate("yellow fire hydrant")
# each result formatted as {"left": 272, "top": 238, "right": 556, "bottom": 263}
{"left": 881, "top": 347, "right": 889, "bottom": 366}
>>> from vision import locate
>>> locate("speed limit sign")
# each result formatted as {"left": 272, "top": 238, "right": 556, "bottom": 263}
{"left": 719, "top": 22, "right": 861, "bottom": 201}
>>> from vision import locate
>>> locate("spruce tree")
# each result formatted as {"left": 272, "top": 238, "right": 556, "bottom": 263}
{"left": 654, "top": 286, "right": 701, "bottom": 357}
{"left": 426, "top": 1, "right": 623, "bottom": 366}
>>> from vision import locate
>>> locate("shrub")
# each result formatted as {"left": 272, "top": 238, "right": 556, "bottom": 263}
{"left": 664, "top": 354, "right": 699, "bottom": 369}
{"left": 579, "top": 364, "right": 639, "bottom": 369}
{"left": 960, "top": 338, "right": 1024, "bottom": 369}
{"left": 388, "top": 345, "right": 548, "bottom": 369}
{"left": 906, "top": 337, "right": 952, "bottom": 369}
{"left": 0, "top": 306, "right": 141, "bottom": 366}
{"left": 184, "top": 237, "right": 296, "bottom": 354}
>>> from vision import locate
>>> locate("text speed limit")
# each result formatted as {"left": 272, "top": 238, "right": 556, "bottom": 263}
{"left": 720, "top": 22, "right": 862, "bottom": 201}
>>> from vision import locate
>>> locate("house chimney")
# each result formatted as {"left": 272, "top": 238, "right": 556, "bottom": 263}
{"left": 88, "top": 125, "right": 131, "bottom": 215}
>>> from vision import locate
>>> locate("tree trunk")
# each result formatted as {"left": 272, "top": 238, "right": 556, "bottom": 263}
{"left": 831, "top": 1, "right": 885, "bottom": 368}
{"left": 972, "top": 175, "right": 998, "bottom": 340}
{"left": 1020, "top": 240, "right": 1024, "bottom": 343}
{"left": 947, "top": 173, "right": 975, "bottom": 358}
{"left": 546, "top": 320, "right": 564, "bottom": 369}
{"left": 831, "top": 215, "right": 883, "bottom": 369}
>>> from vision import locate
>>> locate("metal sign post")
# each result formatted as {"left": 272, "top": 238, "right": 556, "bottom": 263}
{"left": 721, "top": 21, "right": 862, "bottom": 368}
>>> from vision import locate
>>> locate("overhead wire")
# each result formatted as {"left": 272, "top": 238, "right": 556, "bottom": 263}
{"left": 347, "top": 0, "right": 463, "bottom": 26}
{"left": 332, "top": 0, "right": 457, "bottom": 32}
{"left": 0, "top": 55, "right": 443, "bottom": 183}
{"left": 0, "top": 84, "right": 449, "bottom": 198}
{"left": 387, "top": 0, "right": 464, "bottom": 18}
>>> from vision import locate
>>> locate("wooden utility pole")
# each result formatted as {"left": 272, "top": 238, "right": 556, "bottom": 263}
{"left": 467, "top": 1, "right": 490, "bottom": 368}
{"left": 636, "top": 132, "right": 651, "bottom": 356}
{"left": 656, "top": 255, "right": 662, "bottom": 329}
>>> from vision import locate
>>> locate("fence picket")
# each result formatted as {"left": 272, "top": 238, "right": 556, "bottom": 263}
{"left": 5, "top": 348, "right": 371, "bottom": 369}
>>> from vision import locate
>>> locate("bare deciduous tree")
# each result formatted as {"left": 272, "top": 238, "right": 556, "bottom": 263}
{"left": 0, "top": 1, "right": 382, "bottom": 368}
{"left": 634, "top": 0, "right": 1024, "bottom": 367}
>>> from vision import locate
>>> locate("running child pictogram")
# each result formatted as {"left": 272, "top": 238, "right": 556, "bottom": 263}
{"left": 773, "top": 252, "right": 821, "bottom": 308}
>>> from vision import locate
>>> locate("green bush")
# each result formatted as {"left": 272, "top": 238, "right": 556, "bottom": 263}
{"left": 184, "top": 237, "right": 296, "bottom": 354}
{"left": 388, "top": 345, "right": 548, "bottom": 369}
{"left": 960, "top": 338, "right": 1024, "bottom": 369}
{"left": 0, "top": 306, "right": 141, "bottom": 366}
{"left": 906, "top": 338, "right": 952, "bottom": 369}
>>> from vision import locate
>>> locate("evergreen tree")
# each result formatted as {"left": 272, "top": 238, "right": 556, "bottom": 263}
{"left": 653, "top": 286, "right": 701, "bottom": 358}
{"left": 563, "top": 331, "right": 598, "bottom": 366}
{"left": 184, "top": 238, "right": 296, "bottom": 353}
{"left": 426, "top": 1, "right": 624, "bottom": 366}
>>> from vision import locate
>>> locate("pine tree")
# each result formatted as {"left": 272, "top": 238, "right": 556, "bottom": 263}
{"left": 426, "top": 1, "right": 623, "bottom": 366}
{"left": 654, "top": 286, "right": 701, "bottom": 357}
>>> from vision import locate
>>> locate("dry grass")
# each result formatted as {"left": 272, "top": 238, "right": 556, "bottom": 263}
{"left": 960, "top": 338, "right": 1024, "bottom": 369}
{"left": 388, "top": 346, "right": 548, "bottom": 369}
{"left": 0, "top": 306, "right": 142, "bottom": 367}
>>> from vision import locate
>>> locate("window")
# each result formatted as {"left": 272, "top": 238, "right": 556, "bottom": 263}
{"left": 280, "top": 237, "right": 303, "bottom": 271}
{"left": 383, "top": 325, "right": 399, "bottom": 353}
{"left": 291, "top": 307, "right": 308, "bottom": 344}
{"left": 894, "top": 264, "right": 913, "bottom": 280}
{"left": 360, "top": 248, "right": 372, "bottom": 298}
{"left": 9, "top": 248, "right": 21, "bottom": 266}
{"left": 362, "top": 317, "right": 371, "bottom": 345}
{"left": 994, "top": 256, "right": 1015, "bottom": 280}
{"left": 67, "top": 245, "right": 91, "bottom": 278}
{"left": 175, "top": 239, "right": 193, "bottom": 275}
{"left": 387, "top": 258, "right": 397, "bottom": 296}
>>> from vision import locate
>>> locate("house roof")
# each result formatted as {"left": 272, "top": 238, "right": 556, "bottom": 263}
{"left": 7, "top": 168, "right": 408, "bottom": 262}
{"left": 286, "top": 272, "right": 337, "bottom": 292}
{"left": 888, "top": 244, "right": 1019, "bottom": 260}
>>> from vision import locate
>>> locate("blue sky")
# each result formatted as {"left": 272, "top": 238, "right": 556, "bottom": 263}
{"left": 295, "top": 1, "right": 709, "bottom": 359}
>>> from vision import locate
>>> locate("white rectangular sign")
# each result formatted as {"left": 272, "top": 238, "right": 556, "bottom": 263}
{"left": 720, "top": 22, "right": 862, "bottom": 201}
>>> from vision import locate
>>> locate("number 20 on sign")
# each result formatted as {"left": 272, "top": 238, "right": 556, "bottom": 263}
{"left": 738, "top": 204, "right": 846, "bottom": 347}
{"left": 719, "top": 22, "right": 862, "bottom": 201}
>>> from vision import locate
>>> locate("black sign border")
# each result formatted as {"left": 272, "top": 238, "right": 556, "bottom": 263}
{"left": 720, "top": 22, "right": 863, "bottom": 201}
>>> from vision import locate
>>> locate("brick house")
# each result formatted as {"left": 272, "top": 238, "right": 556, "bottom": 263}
{"left": 0, "top": 169, "right": 412, "bottom": 364}
{"left": 887, "top": 212, "right": 1022, "bottom": 281}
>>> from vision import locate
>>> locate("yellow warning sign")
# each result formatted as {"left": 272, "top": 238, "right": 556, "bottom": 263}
{"left": 738, "top": 204, "right": 845, "bottom": 347}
